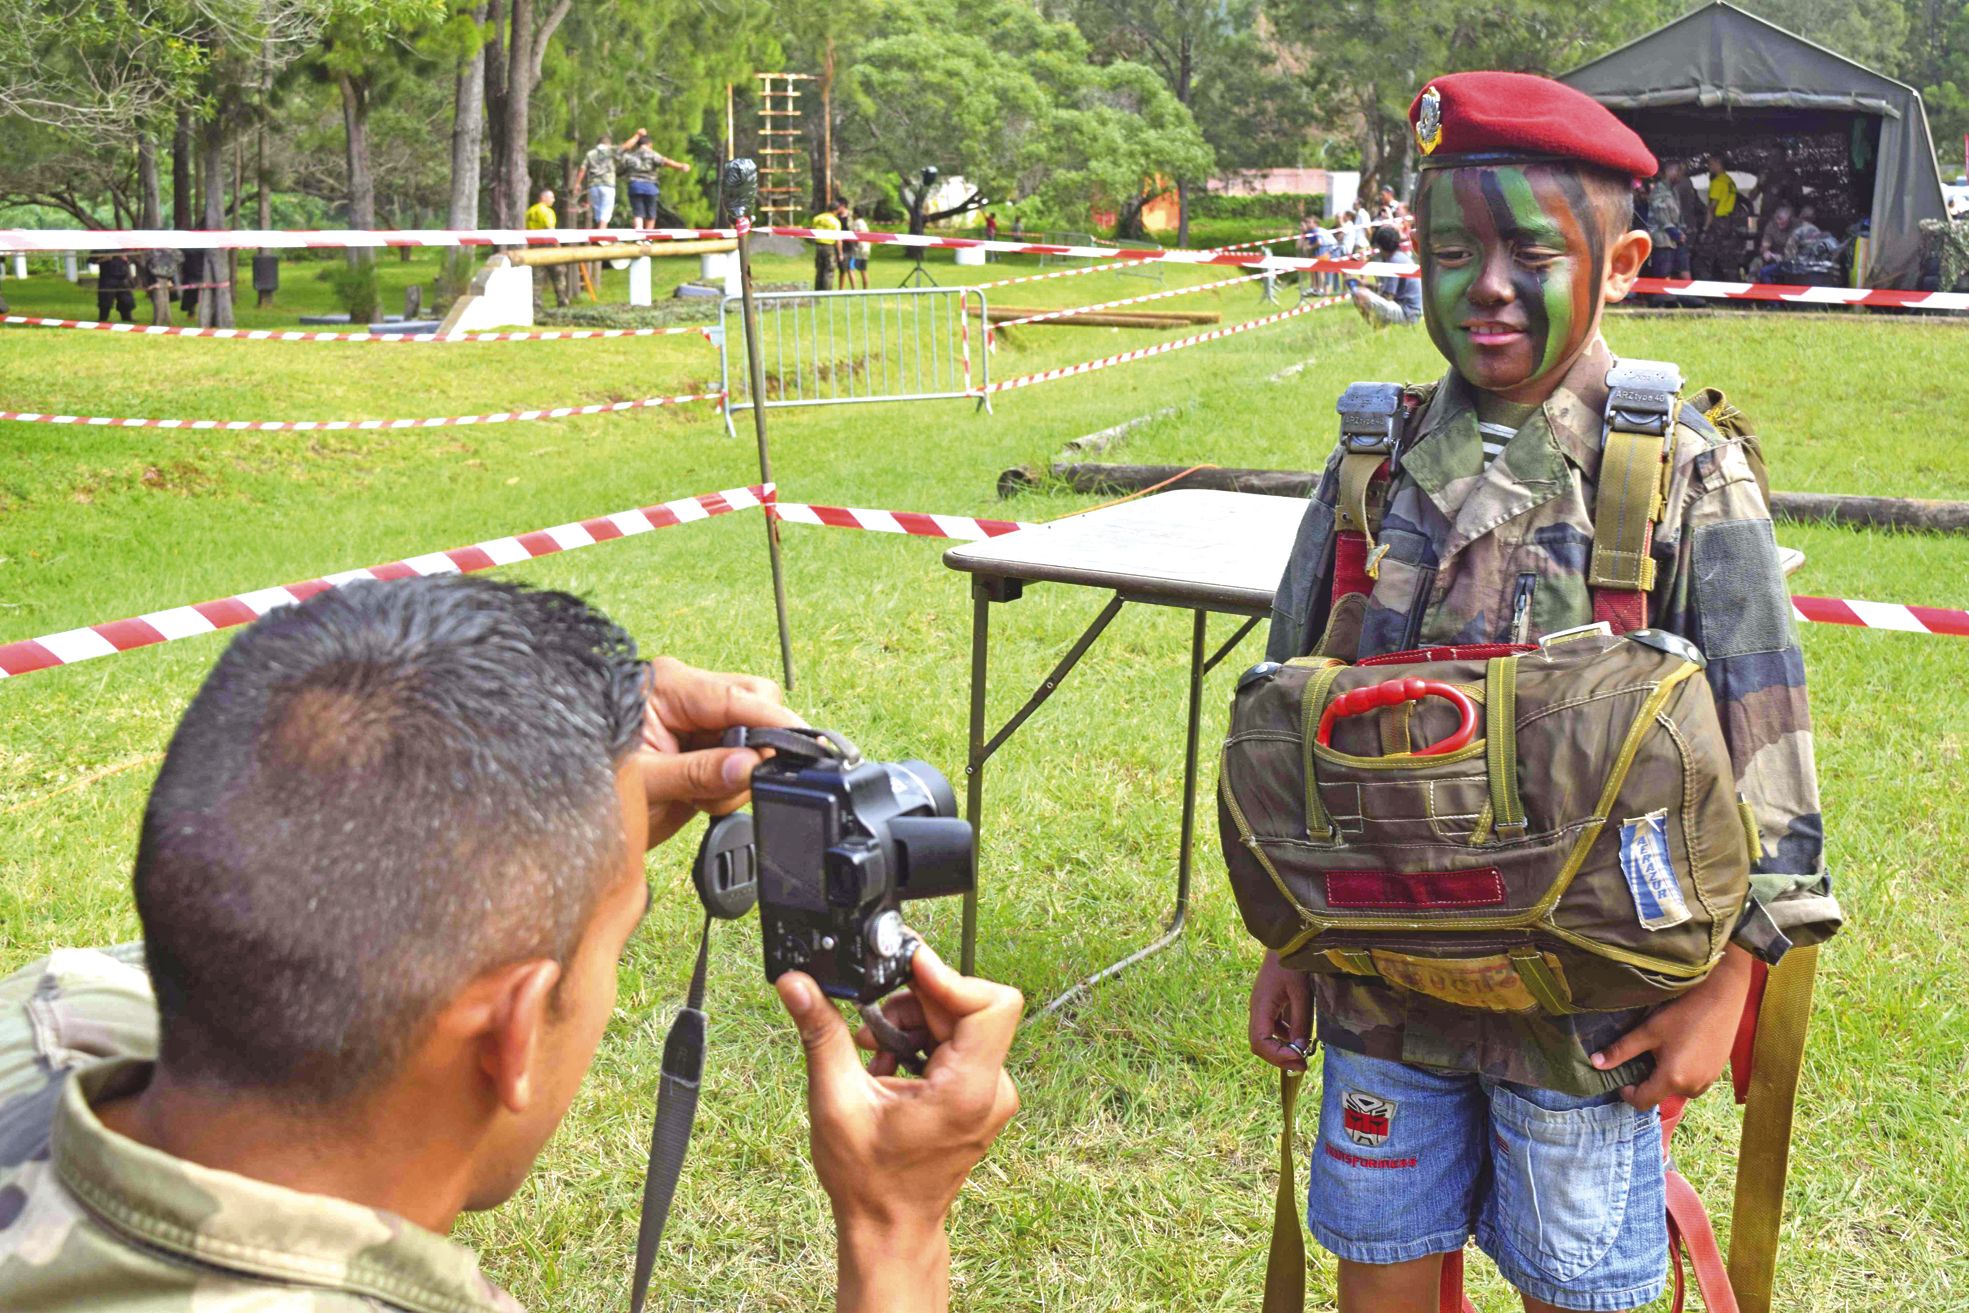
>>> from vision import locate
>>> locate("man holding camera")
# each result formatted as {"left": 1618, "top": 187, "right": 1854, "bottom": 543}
{"left": 0, "top": 576, "right": 1020, "bottom": 1311}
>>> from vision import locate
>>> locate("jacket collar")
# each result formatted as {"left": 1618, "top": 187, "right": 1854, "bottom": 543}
{"left": 53, "top": 1060, "right": 524, "bottom": 1313}
{"left": 1400, "top": 339, "right": 1614, "bottom": 559}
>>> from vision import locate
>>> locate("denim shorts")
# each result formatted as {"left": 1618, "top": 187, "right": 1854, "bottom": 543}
{"left": 1308, "top": 1046, "right": 1667, "bottom": 1311}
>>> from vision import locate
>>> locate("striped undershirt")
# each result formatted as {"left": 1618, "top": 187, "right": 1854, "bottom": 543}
{"left": 1477, "top": 420, "right": 1515, "bottom": 466}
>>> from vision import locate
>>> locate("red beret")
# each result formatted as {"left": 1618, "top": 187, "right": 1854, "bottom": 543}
{"left": 1409, "top": 72, "right": 1657, "bottom": 180}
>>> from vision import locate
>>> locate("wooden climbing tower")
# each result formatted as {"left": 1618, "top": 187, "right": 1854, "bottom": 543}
{"left": 754, "top": 72, "right": 815, "bottom": 226}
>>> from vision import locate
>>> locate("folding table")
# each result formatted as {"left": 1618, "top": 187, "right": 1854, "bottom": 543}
{"left": 942, "top": 489, "right": 1310, "bottom": 1010}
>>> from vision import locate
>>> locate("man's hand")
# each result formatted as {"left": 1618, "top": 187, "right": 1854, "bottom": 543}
{"left": 634, "top": 656, "right": 805, "bottom": 847}
{"left": 1250, "top": 950, "right": 1312, "bottom": 1072}
{"left": 1591, "top": 944, "right": 1754, "bottom": 1111}
{"left": 775, "top": 942, "right": 1021, "bottom": 1313}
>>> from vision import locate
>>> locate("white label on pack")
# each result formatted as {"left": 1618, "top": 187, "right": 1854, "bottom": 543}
{"left": 1618, "top": 810, "right": 1691, "bottom": 931}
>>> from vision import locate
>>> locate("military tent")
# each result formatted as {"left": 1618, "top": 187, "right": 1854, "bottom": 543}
{"left": 1562, "top": 1, "right": 1949, "bottom": 288}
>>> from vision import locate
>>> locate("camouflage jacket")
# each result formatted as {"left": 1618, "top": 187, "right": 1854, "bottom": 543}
{"left": 1265, "top": 338, "right": 1842, "bottom": 1094}
{"left": 0, "top": 948, "right": 523, "bottom": 1312}
{"left": 583, "top": 143, "right": 618, "bottom": 189}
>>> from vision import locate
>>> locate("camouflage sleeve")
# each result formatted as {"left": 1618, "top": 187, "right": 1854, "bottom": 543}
{"left": 1656, "top": 436, "right": 1842, "bottom": 963}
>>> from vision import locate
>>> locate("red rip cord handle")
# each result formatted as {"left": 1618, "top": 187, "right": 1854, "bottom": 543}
{"left": 1316, "top": 678, "right": 1478, "bottom": 757}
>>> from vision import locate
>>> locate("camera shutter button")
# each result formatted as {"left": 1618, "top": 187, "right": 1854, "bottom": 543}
{"left": 868, "top": 909, "right": 904, "bottom": 958}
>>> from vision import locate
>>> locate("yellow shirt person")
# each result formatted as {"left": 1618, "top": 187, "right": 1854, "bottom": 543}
{"left": 525, "top": 194, "right": 558, "bottom": 229}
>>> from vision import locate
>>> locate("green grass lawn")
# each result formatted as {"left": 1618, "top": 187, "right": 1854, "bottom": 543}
{"left": 2, "top": 255, "right": 1965, "bottom": 1311}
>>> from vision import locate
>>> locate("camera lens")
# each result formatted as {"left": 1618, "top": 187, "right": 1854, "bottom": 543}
{"left": 891, "top": 760, "right": 958, "bottom": 817}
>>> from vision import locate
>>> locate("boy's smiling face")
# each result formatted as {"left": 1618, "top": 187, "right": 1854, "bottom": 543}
{"left": 1417, "top": 162, "right": 1650, "bottom": 403}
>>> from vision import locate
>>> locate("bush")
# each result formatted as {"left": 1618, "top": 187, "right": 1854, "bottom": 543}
{"left": 1190, "top": 192, "right": 1327, "bottom": 223}
{"left": 316, "top": 259, "right": 380, "bottom": 325}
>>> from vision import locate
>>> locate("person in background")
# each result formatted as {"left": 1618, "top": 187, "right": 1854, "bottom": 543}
{"left": 618, "top": 129, "right": 690, "bottom": 232}
{"left": 1754, "top": 202, "right": 1796, "bottom": 283}
{"left": 1693, "top": 152, "right": 1742, "bottom": 279}
{"left": 843, "top": 207, "right": 872, "bottom": 290}
{"left": 524, "top": 189, "right": 569, "bottom": 308}
{"left": 808, "top": 199, "right": 843, "bottom": 291}
{"left": 1646, "top": 160, "right": 1691, "bottom": 286}
{"left": 1348, "top": 223, "right": 1421, "bottom": 326}
{"left": 983, "top": 211, "right": 999, "bottom": 260}
{"left": 95, "top": 251, "right": 138, "bottom": 323}
{"left": 576, "top": 131, "right": 618, "bottom": 229}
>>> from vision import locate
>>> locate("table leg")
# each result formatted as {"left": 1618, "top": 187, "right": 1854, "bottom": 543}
{"left": 1039, "top": 607, "right": 1211, "bottom": 1014}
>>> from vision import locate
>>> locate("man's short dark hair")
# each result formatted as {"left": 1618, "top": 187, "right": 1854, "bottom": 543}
{"left": 135, "top": 578, "right": 647, "bottom": 1106}
{"left": 1370, "top": 224, "right": 1402, "bottom": 257}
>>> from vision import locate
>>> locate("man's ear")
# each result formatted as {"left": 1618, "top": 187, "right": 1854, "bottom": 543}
{"left": 440, "top": 958, "right": 563, "bottom": 1115}
{"left": 1604, "top": 228, "right": 1652, "bottom": 304}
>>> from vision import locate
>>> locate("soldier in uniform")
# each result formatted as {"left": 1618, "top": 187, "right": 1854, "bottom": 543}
{"left": 0, "top": 577, "right": 1022, "bottom": 1311}
{"left": 1249, "top": 72, "right": 1841, "bottom": 1312}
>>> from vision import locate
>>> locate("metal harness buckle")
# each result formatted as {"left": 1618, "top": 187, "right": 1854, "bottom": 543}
{"left": 1336, "top": 381, "right": 1404, "bottom": 455}
{"left": 1603, "top": 359, "right": 1684, "bottom": 438}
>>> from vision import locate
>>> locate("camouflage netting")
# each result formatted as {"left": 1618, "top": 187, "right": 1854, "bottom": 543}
{"left": 1921, "top": 219, "right": 1969, "bottom": 291}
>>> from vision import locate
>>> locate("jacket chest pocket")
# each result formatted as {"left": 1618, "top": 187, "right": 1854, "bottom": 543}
{"left": 1360, "top": 533, "right": 1437, "bottom": 654}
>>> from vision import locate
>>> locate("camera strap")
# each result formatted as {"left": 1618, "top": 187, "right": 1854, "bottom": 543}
{"left": 628, "top": 912, "right": 713, "bottom": 1313}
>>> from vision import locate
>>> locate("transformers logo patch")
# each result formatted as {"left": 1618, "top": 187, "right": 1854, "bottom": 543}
{"left": 1342, "top": 1090, "right": 1396, "bottom": 1147}
{"left": 1415, "top": 86, "right": 1443, "bottom": 155}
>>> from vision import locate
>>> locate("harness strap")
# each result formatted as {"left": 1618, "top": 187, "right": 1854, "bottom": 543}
{"left": 1299, "top": 662, "right": 1349, "bottom": 842}
{"left": 1264, "top": 1068, "right": 1308, "bottom": 1313}
{"left": 1330, "top": 382, "right": 1405, "bottom": 601}
{"left": 1589, "top": 360, "right": 1683, "bottom": 633}
{"left": 629, "top": 914, "right": 713, "bottom": 1313}
{"left": 1483, "top": 655, "right": 1525, "bottom": 837}
{"left": 1728, "top": 944, "right": 1820, "bottom": 1313}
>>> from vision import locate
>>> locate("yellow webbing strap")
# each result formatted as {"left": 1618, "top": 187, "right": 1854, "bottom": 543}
{"left": 1300, "top": 663, "right": 1349, "bottom": 841}
{"left": 1728, "top": 944, "right": 1820, "bottom": 1313}
{"left": 1265, "top": 1068, "right": 1307, "bottom": 1313}
{"left": 1587, "top": 425, "right": 1668, "bottom": 593}
{"left": 1335, "top": 451, "right": 1389, "bottom": 568}
{"left": 1484, "top": 655, "right": 1525, "bottom": 836}
{"left": 1507, "top": 949, "right": 1577, "bottom": 1015}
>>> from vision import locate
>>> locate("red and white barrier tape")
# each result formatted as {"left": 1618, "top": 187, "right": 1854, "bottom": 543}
{"left": 1627, "top": 277, "right": 1969, "bottom": 311}
{"left": 991, "top": 272, "right": 1269, "bottom": 330}
{"left": 1, "top": 314, "right": 714, "bottom": 343}
{"left": 11, "top": 226, "right": 1967, "bottom": 310}
{"left": 1790, "top": 596, "right": 1969, "bottom": 637}
{"left": 1207, "top": 232, "right": 1301, "bottom": 254}
{"left": 0, "top": 391, "right": 725, "bottom": 431}
{"left": 776, "top": 502, "right": 1969, "bottom": 637}
{"left": 985, "top": 296, "right": 1345, "bottom": 393}
{"left": 0, "top": 485, "right": 771, "bottom": 678}
{"left": 775, "top": 502, "right": 1969, "bottom": 637}
{"left": 769, "top": 501, "right": 1031, "bottom": 540}
{"left": 0, "top": 226, "right": 725, "bottom": 251}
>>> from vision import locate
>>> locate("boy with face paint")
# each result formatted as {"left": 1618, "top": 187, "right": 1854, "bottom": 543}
{"left": 1250, "top": 72, "right": 1841, "bottom": 1313}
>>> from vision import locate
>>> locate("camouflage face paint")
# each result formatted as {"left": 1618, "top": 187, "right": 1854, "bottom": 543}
{"left": 1418, "top": 164, "right": 1608, "bottom": 400}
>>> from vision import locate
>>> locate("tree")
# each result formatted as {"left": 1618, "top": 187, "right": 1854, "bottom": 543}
{"left": 482, "top": 0, "right": 573, "bottom": 229}
{"left": 836, "top": 0, "right": 1211, "bottom": 234}
{"left": 1053, "top": 0, "right": 1250, "bottom": 242}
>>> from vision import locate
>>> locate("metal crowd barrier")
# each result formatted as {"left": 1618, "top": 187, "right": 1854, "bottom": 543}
{"left": 719, "top": 285, "right": 990, "bottom": 436}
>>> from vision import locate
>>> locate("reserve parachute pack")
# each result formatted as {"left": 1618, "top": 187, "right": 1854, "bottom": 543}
{"left": 1219, "top": 360, "right": 1756, "bottom": 1014}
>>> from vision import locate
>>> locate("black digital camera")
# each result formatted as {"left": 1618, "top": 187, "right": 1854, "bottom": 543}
{"left": 692, "top": 728, "right": 973, "bottom": 1004}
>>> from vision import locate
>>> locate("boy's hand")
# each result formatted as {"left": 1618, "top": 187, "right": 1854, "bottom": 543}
{"left": 1250, "top": 951, "right": 1313, "bottom": 1072}
{"left": 1591, "top": 944, "right": 1754, "bottom": 1111}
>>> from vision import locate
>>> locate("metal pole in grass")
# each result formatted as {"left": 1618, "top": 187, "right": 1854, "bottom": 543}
{"left": 722, "top": 158, "right": 797, "bottom": 690}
